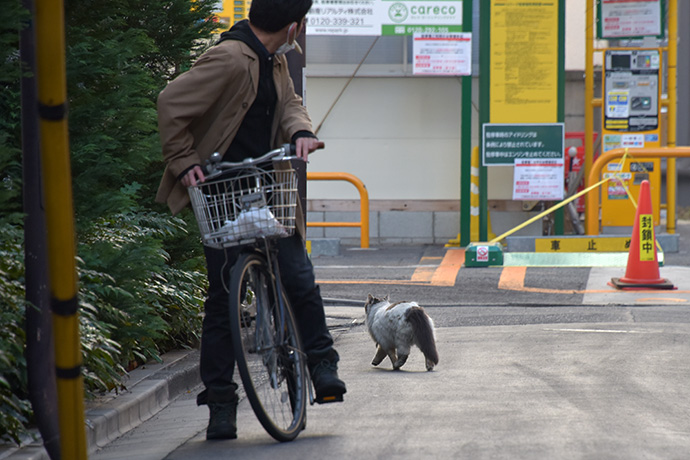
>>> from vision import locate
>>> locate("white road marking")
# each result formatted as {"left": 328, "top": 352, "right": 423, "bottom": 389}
{"left": 543, "top": 328, "right": 651, "bottom": 334}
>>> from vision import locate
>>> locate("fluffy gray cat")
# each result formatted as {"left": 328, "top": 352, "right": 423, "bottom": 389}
{"left": 364, "top": 294, "right": 439, "bottom": 371}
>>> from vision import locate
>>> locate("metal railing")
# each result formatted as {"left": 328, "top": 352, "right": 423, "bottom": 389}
{"left": 585, "top": 147, "right": 690, "bottom": 235}
{"left": 306, "top": 172, "right": 370, "bottom": 248}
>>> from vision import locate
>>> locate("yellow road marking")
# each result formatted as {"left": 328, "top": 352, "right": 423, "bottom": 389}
{"left": 412, "top": 256, "right": 444, "bottom": 282}
{"left": 636, "top": 297, "right": 688, "bottom": 303}
{"left": 498, "top": 266, "right": 619, "bottom": 294}
{"left": 498, "top": 265, "right": 605, "bottom": 294}
{"left": 317, "top": 280, "right": 434, "bottom": 286}
{"left": 411, "top": 268, "right": 435, "bottom": 282}
{"left": 498, "top": 266, "right": 690, "bottom": 295}
{"left": 497, "top": 266, "right": 526, "bottom": 290}
{"left": 430, "top": 250, "right": 465, "bottom": 286}
{"left": 318, "top": 251, "right": 463, "bottom": 287}
{"left": 497, "top": 266, "right": 582, "bottom": 293}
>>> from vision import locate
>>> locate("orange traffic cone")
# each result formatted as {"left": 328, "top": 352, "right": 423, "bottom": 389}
{"left": 610, "top": 180, "right": 674, "bottom": 290}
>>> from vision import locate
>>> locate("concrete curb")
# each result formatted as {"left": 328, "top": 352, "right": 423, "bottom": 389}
{"left": 308, "top": 238, "right": 341, "bottom": 257}
{"left": 1, "top": 350, "right": 201, "bottom": 460}
{"left": 85, "top": 349, "right": 200, "bottom": 451}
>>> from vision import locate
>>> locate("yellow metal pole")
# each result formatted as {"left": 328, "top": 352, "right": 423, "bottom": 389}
{"left": 666, "top": 0, "right": 678, "bottom": 234}
{"left": 35, "top": 1, "right": 88, "bottom": 458}
{"left": 585, "top": 147, "right": 690, "bottom": 235}
{"left": 584, "top": 0, "right": 596, "bottom": 233}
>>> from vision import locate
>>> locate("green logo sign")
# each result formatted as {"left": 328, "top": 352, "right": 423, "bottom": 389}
{"left": 388, "top": 3, "right": 408, "bottom": 23}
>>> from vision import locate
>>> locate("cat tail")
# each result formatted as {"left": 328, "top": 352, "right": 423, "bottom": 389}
{"left": 406, "top": 307, "right": 439, "bottom": 365}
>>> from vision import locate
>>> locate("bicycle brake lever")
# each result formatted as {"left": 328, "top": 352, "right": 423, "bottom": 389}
{"left": 205, "top": 152, "right": 222, "bottom": 174}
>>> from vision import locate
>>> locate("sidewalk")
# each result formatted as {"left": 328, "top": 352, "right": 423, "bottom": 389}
{"left": 0, "top": 307, "right": 364, "bottom": 460}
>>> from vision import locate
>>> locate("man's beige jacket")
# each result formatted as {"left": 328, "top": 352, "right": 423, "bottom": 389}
{"left": 156, "top": 39, "right": 313, "bottom": 236}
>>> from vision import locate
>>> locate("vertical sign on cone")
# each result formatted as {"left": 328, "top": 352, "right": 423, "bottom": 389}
{"left": 610, "top": 180, "right": 674, "bottom": 289}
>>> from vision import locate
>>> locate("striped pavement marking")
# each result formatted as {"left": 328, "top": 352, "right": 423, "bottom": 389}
{"left": 317, "top": 251, "right": 690, "bottom": 302}
{"left": 317, "top": 250, "right": 464, "bottom": 287}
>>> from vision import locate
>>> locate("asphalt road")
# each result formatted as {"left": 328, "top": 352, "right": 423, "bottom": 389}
{"left": 89, "top": 222, "right": 690, "bottom": 459}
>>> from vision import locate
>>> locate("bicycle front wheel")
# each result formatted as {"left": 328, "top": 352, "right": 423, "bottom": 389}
{"left": 228, "top": 251, "right": 308, "bottom": 442}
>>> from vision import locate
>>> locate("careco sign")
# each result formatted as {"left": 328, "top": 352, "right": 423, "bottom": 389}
{"left": 307, "top": 0, "right": 463, "bottom": 36}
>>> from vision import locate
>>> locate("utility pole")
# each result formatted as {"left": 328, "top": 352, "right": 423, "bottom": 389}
{"left": 35, "top": 1, "right": 88, "bottom": 458}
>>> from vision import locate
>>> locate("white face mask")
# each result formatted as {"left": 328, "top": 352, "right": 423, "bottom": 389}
{"left": 275, "top": 22, "right": 303, "bottom": 55}
{"left": 275, "top": 41, "right": 297, "bottom": 55}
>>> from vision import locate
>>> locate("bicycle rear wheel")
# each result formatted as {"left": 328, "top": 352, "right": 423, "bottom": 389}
{"left": 229, "top": 251, "right": 307, "bottom": 442}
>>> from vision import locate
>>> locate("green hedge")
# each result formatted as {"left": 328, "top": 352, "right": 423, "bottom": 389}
{"left": 0, "top": 0, "right": 218, "bottom": 444}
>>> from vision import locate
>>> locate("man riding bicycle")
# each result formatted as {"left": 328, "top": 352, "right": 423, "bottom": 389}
{"left": 156, "top": 0, "right": 346, "bottom": 441}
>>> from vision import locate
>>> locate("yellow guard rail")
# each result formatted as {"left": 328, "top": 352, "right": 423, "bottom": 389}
{"left": 586, "top": 147, "right": 690, "bottom": 235}
{"left": 306, "top": 172, "right": 370, "bottom": 248}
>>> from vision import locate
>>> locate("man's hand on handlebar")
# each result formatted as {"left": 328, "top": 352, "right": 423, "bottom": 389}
{"left": 295, "top": 137, "right": 325, "bottom": 161}
{"left": 182, "top": 140, "right": 325, "bottom": 186}
{"left": 181, "top": 165, "right": 206, "bottom": 187}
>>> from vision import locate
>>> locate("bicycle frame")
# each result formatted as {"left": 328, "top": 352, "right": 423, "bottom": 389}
{"left": 255, "top": 239, "right": 315, "bottom": 405}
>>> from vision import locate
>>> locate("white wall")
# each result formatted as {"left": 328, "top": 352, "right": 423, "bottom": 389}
{"left": 305, "top": 77, "right": 463, "bottom": 202}
{"left": 565, "top": 0, "right": 585, "bottom": 71}
{"left": 565, "top": 0, "right": 606, "bottom": 70}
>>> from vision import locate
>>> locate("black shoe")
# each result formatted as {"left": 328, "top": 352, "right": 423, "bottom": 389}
{"left": 207, "top": 402, "right": 238, "bottom": 439}
{"left": 204, "top": 385, "right": 238, "bottom": 440}
{"left": 309, "top": 350, "right": 347, "bottom": 404}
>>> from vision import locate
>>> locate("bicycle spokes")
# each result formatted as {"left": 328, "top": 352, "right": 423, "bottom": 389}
{"left": 229, "top": 252, "right": 307, "bottom": 442}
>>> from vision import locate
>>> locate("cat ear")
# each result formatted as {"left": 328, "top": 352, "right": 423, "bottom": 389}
{"left": 366, "top": 294, "right": 375, "bottom": 307}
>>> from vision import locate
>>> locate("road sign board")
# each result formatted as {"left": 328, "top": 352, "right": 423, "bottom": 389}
{"left": 482, "top": 123, "right": 564, "bottom": 166}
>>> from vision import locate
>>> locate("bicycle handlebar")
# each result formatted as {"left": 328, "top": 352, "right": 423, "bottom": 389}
{"left": 203, "top": 142, "right": 325, "bottom": 180}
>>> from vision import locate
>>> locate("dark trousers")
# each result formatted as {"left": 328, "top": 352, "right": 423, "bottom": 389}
{"left": 200, "top": 234, "right": 334, "bottom": 389}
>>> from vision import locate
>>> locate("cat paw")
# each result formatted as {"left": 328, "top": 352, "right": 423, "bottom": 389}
{"left": 393, "top": 355, "right": 408, "bottom": 370}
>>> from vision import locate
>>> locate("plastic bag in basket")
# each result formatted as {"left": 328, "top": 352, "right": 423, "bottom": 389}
{"left": 220, "top": 206, "right": 288, "bottom": 242}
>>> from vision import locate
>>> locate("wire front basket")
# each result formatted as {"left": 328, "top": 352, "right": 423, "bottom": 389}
{"left": 188, "top": 161, "right": 298, "bottom": 249}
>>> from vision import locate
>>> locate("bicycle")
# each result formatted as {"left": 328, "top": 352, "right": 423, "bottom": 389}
{"left": 187, "top": 144, "right": 320, "bottom": 442}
